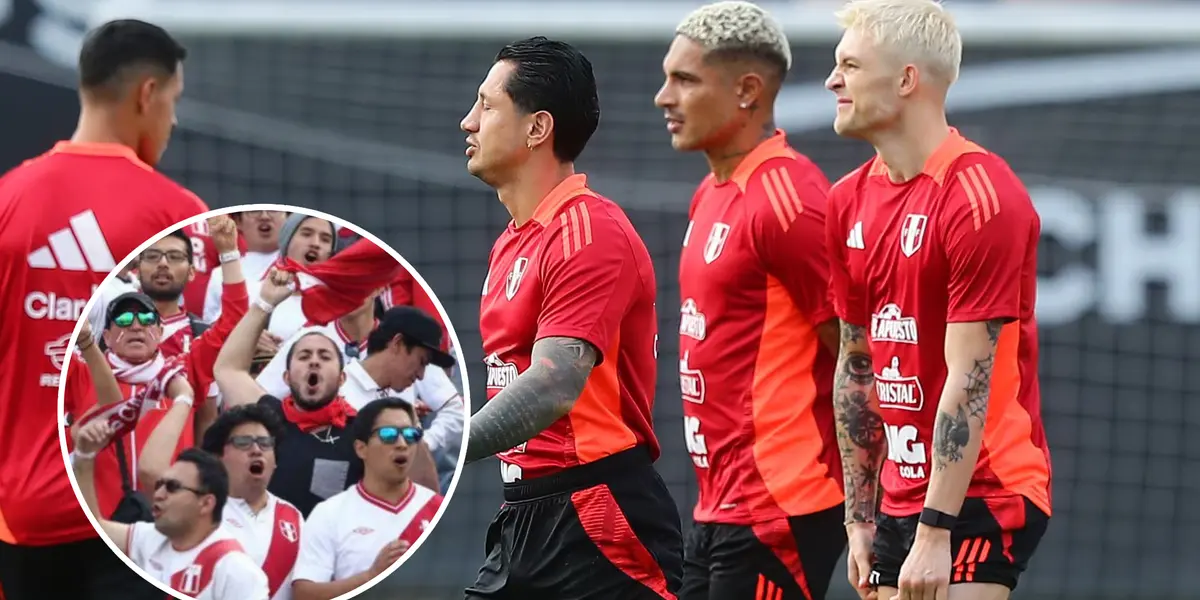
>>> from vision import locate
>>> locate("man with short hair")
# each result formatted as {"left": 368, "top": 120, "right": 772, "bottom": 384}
{"left": 138, "top": 228, "right": 211, "bottom": 357}
{"left": 74, "top": 419, "right": 269, "bottom": 600}
{"left": 0, "top": 18, "right": 207, "bottom": 599}
{"left": 201, "top": 404, "right": 304, "bottom": 600}
{"left": 655, "top": 3, "right": 846, "bottom": 599}
{"left": 292, "top": 397, "right": 442, "bottom": 600}
{"left": 824, "top": 2, "right": 1051, "bottom": 600}
{"left": 215, "top": 270, "right": 445, "bottom": 513}
{"left": 461, "top": 37, "right": 684, "bottom": 599}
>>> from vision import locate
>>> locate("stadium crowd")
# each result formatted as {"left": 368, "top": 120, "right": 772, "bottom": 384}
{"left": 62, "top": 211, "right": 463, "bottom": 599}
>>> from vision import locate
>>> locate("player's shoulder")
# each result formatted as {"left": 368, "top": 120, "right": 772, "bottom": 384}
{"left": 538, "top": 184, "right": 644, "bottom": 258}
{"left": 938, "top": 140, "right": 1034, "bottom": 219}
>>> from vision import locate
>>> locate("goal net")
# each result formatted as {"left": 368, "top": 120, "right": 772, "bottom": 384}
{"left": 64, "top": 1, "right": 1200, "bottom": 597}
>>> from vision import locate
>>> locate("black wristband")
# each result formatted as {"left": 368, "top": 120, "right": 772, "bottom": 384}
{"left": 919, "top": 508, "right": 957, "bottom": 530}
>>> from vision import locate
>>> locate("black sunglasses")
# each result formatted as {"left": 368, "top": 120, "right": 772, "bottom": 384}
{"left": 226, "top": 435, "right": 275, "bottom": 451}
{"left": 155, "top": 477, "right": 207, "bottom": 496}
{"left": 112, "top": 311, "right": 159, "bottom": 328}
{"left": 345, "top": 342, "right": 361, "bottom": 360}
{"left": 372, "top": 426, "right": 422, "bottom": 445}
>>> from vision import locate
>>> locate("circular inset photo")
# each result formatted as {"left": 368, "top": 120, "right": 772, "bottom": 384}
{"left": 56, "top": 204, "right": 469, "bottom": 600}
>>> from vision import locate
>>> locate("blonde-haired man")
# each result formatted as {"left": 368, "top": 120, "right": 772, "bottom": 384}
{"left": 824, "top": 2, "right": 1052, "bottom": 600}
{"left": 655, "top": 2, "right": 846, "bottom": 599}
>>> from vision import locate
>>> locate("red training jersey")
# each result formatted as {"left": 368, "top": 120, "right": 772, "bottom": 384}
{"left": 825, "top": 128, "right": 1052, "bottom": 517}
{"left": 479, "top": 174, "right": 660, "bottom": 481}
{"left": 0, "top": 141, "right": 207, "bottom": 545}
{"left": 679, "top": 131, "right": 843, "bottom": 524}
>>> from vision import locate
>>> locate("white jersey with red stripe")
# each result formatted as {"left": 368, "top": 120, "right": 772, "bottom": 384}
{"left": 293, "top": 481, "right": 442, "bottom": 583}
{"left": 222, "top": 493, "right": 304, "bottom": 600}
{"left": 127, "top": 522, "right": 270, "bottom": 600}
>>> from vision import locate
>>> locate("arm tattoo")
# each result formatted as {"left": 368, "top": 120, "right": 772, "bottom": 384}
{"left": 932, "top": 319, "right": 1004, "bottom": 472}
{"left": 833, "top": 322, "right": 885, "bottom": 524}
{"left": 464, "top": 337, "right": 597, "bottom": 464}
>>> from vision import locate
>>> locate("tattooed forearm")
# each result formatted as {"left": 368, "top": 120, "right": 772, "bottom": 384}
{"left": 833, "top": 322, "right": 885, "bottom": 524}
{"left": 464, "top": 337, "right": 596, "bottom": 464}
{"left": 931, "top": 319, "right": 1004, "bottom": 473}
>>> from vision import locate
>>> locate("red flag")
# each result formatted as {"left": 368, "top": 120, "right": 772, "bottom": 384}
{"left": 275, "top": 238, "right": 402, "bottom": 325}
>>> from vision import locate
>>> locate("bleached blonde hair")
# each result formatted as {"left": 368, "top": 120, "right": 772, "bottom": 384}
{"left": 836, "top": 0, "right": 962, "bottom": 84}
{"left": 675, "top": 1, "right": 792, "bottom": 75}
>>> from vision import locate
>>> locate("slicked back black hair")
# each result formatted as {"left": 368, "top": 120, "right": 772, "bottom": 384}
{"left": 495, "top": 37, "right": 600, "bottom": 163}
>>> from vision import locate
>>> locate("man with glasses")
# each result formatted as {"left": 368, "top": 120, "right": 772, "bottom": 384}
{"left": 201, "top": 404, "right": 304, "bottom": 600}
{"left": 73, "top": 419, "right": 270, "bottom": 599}
{"left": 292, "top": 398, "right": 442, "bottom": 600}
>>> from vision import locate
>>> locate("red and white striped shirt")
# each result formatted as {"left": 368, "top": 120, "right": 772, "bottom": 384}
{"left": 127, "top": 522, "right": 268, "bottom": 600}
{"left": 222, "top": 493, "right": 304, "bottom": 600}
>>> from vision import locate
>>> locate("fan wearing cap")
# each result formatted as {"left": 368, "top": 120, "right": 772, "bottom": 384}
{"left": 292, "top": 398, "right": 443, "bottom": 600}
{"left": 339, "top": 307, "right": 464, "bottom": 480}
{"left": 214, "top": 269, "right": 441, "bottom": 514}
{"left": 65, "top": 292, "right": 197, "bottom": 518}
{"left": 72, "top": 418, "right": 270, "bottom": 600}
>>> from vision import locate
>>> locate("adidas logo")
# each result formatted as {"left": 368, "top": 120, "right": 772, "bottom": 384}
{"left": 846, "top": 221, "right": 865, "bottom": 250}
{"left": 27, "top": 210, "right": 116, "bottom": 272}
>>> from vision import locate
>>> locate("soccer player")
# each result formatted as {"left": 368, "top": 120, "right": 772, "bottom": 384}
{"left": 292, "top": 398, "right": 441, "bottom": 600}
{"left": 0, "top": 18, "right": 207, "bottom": 600}
{"left": 461, "top": 37, "right": 684, "bottom": 599}
{"left": 654, "top": 2, "right": 846, "bottom": 599}
{"left": 73, "top": 422, "right": 270, "bottom": 600}
{"left": 823, "top": 2, "right": 1051, "bottom": 600}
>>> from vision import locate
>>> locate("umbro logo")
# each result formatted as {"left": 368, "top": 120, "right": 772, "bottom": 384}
{"left": 27, "top": 210, "right": 116, "bottom": 272}
{"left": 846, "top": 221, "right": 865, "bottom": 250}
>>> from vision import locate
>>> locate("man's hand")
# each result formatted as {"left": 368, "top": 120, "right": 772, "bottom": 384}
{"left": 414, "top": 400, "right": 432, "bottom": 418}
{"left": 846, "top": 522, "right": 877, "bottom": 600}
{"left": 208, "top": 214, "right": 239, "bottom": 254}
{"left": 369, "top": 539, "right": 410, "bottom": 578}
{"left": 74, "top": 420, "right": 116, "bottom": 456}
{"left": 256, "top": 331, "right": 284, "bottom": 356}
{"left": 260, "top": 268, "right": 295, "bottom": 307}
{"left": 77, "top": 320, "right": 94, "bottom": 351}
{"left": 892, "top": 527, "right": 951, "bottom": 600}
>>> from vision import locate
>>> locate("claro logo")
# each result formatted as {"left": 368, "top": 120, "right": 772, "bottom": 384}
{"left": 1034, "top": 186, "right": 1200, "bottom": 325}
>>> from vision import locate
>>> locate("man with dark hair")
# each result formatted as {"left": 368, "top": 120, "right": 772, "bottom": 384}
{"left": 293, "top": 397, "right": 441, "bottom": 600}
{"left": 461, "top": 36, "right": 684, "bottom": 599}
{"left": 74, "top": 421, "right": 269, "bottom": 599}
{"left": 655, "top": 3, "right": 846, "bottom": 599}
{"left": 0, "top": 18, "right": 207, "bottom": 599}
{"left": 201, "top": 404, "right": 304, "bottom": 600}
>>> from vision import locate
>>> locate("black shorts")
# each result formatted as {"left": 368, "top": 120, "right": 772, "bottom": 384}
{"left": 465, "top": 446, "right": 684, "bottom": 600}
{"left": 871, "top": 496, "right": 1049, "bottom": 591}
{"left": 679, "top": 504, "right": 846, "bottom": 600}
{"left": 0, "top": 536, "right": 162, "bottom": 600}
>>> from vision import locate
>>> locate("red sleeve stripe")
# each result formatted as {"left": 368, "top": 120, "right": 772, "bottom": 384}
{"left": 761, "top": 167, "right": 804, "bottom": 232}
{"left": 956, "top": 164, "right": 1000, "bottom": 231}
{"left": 559, "top": 202, "right": 595, "bottom": 260}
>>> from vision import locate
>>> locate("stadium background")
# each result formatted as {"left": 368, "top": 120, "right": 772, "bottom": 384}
{"left": 2, "top": 1, "right": 1198, "bottom": 598}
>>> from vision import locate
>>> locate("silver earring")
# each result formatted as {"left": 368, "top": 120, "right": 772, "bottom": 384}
{"left": 740, "top": 102, "right": 749, "bottom": 109}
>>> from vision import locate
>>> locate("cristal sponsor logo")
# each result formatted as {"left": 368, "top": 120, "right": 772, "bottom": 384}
{"left": 871, "top": 303, "right": 918, "bottom": 344}
{"left": 24, "top": 284, "right": 98, "bottom": 321}
{"left": 679, "top": 298, "right": 706, "bottom": 341}
{"left": 484, "top": 352, "right": 519, "bottom": 390}
{"left": 875, "top": 356, "right": 924, "bottom": 412}
{"left": 679, "top": 351, "right": 705, "bottom": 405}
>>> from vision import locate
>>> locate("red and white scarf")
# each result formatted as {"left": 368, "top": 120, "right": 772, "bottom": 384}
{"left": 75, "top": 351, "right": 187, "bottom": 442}
{"left": 273, "top": 238, "right": 403, "bottom": 326}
